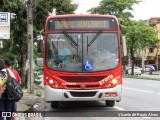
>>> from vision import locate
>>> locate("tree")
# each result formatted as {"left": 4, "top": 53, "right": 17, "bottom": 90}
{"left": 88, "top": 0, "right": 141, "bottom": 26}
{"left": 0, "top": 0, "right": 77, "bottom": 85}
{"left": 0, "top": 0, "right": 28, "bottom": 82}
{"left": 87, "top": 0, "right": 160, "bottom": 75}
{"left": 52, "top": 0, "right": 78, "bottom": 15}
{"left": 126, "top": 21, "right": 160, "bottom": 75}
{"left": 33, "top": 0, "right": 78, "bottom": 36}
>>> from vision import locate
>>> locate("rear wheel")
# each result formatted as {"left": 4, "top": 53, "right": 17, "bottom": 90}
{"left": 105, "top": 100, "right": 115, "bottom": 107}
{"left": 51, "top": 101, "right": 60, "bottom": 108}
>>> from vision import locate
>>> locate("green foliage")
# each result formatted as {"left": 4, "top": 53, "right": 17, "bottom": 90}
{"left": 126, "top": 21, "right": 160, "bottom": 75}
{"left": 126, "top": 21, "right": 159, "bottom": 51}
{"left": 34, "top": 89, "right": 42, "bottom": 97}
{"left": 55, "top": 0, "right": 78, "bottom": 15}
{"left": 0, "top": 0, "right": 27, "bottom": 73}
{"left": 0, "top": 0, "right": 77, "bottom": 86}
{"left": 87, "top": 0, "right": 160, "bottom": 75}
{"left": 122, "top": 56, "right": 128, "bottom": 65}
{"left": 34, "top": 44, "right": 43, "bottom": 60}
{"left": 33, "top": 0, "right": 78, "bottom": 36}
{"left": 88, "top": 0, "right": 141, "bottom": 25}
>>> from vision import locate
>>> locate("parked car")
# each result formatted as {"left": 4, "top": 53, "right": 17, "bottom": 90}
{"left": 127, "top": 67, "right": 142, "bottom": 75}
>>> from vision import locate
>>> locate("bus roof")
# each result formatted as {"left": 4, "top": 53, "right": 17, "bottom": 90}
{"left": 46, "top": 14, "right": 118, "bottom": 21}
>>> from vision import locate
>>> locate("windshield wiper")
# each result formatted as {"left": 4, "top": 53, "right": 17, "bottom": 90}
{"left": 62, "top": 31, "right": 78, "bottom": 47}
{"left": 87, "top": 31, "right": 102, "bottom": 54}
{"left": 88, "top": 31, "right": 102, "bottom": 46}
{"left": 57, "top": 18, "right": 78, "bottom": 47}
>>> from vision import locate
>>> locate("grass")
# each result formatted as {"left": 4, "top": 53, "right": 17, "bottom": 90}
{"left": 34, "top": 89, "right": 42, "bottom": 97}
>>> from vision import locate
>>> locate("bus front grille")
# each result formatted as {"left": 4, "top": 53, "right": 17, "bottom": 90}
{"left": 70, "top": 91, "right": 97, "bottom": 97}
{"left": 66, "top": 85, "right": 100, "bottom": 90}
{"left": 59, "top": 76, "right": 106, "bottom": 83}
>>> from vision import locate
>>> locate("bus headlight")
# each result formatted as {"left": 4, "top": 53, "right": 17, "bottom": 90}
{"left": 49, "top": 79, "right": 54, "bottom": 84}
{"left": 45, "top": 76, "right": 62, "bottom": 89}
{"left": 111, "top": 78, "right": 118, "bottom": 84}
{"left": 105, "top": 77, "right": 120, "bottom": 88}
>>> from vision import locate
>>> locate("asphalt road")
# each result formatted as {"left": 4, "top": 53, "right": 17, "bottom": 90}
{"left": 44, "top": 78, "right": 160, "bottom": 120}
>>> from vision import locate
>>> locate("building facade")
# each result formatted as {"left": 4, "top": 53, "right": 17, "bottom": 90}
{"left": 145, "top": 17, "right": 160, "bottom": 70}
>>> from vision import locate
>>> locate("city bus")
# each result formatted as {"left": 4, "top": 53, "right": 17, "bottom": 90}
{"left": 43, "top": 14, "right": 126, "bottom": 108}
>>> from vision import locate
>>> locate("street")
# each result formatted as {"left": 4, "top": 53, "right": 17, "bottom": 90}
{"left": 118, "top": 78, "right": 160, "bottom": 111}
{"left": 44, "top": 78, "right": 160, "bottom": 120}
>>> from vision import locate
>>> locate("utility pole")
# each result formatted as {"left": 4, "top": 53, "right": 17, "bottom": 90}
{"left": 27, "top": 0, "right": 34, "bottom": 93}
{"left": 141, "top": 48, "right": 145, "bottom": 73}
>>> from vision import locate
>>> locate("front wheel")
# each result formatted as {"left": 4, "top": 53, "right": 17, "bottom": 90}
{"left": 105, "top": 100, "right": 115, "bottom": 107}
{"left": 51, "top": 101, "right": 60, "bottom": 108}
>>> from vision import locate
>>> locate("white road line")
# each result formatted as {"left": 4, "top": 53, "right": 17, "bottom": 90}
{"left": 123, "top": 87, "right": 160, "bottom": 94}
{"left": 114, "top": 106, "right": 125, "bottom": 111}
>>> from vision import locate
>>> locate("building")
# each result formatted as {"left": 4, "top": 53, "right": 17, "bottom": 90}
{"left": 142, "top": 17, "right": 160, "bottom": 69}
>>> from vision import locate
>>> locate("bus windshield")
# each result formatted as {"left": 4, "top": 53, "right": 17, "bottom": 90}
{"left": 46, "top": 32, "right": 119, "bottom": 72}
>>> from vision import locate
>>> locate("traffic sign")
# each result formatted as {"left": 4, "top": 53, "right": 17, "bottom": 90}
{"left": 0, "top": 12, "right": 10, "bottom": 39}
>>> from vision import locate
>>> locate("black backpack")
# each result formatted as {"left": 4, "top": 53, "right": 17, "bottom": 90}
{"left": 6, "top": 69, "right": 23, "bottom": 102}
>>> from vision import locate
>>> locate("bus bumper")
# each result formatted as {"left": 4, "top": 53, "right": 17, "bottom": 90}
{"left": 45, "top": 85, "right": 122, "bottom": 102}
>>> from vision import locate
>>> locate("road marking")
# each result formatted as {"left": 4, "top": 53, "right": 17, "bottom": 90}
{"left": 114, "top": 106, "right": 125, "bottom": 111}
{"left": 123, "top": 87, "right": 160, "bottom": 95}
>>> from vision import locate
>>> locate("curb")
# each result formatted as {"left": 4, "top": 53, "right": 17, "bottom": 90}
{"left": 123, "top": 74, "right": 160, "bottom": 81}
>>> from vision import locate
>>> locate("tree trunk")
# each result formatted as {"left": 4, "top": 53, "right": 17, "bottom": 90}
{"left": 20, "top": 43, "right": 28, "bottom": 87}
{"left": 130, "top": 36, "right": 135, "bottom": 76}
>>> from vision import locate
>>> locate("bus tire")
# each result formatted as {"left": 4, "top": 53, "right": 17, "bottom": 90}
{"left": 105, "top": 100, "right": 115, "bottom": 107}
{"left": 51, "top": 101, "right": 60, "bottom": 108}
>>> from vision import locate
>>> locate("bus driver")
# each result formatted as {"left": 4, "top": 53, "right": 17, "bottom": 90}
{"left": 58, "top": 40, "right": 71, "bottom": 65}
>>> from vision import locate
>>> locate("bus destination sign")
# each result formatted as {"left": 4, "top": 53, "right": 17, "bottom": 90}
{"left": 55, "top": 20, "right": 109, "bottom": 29}
{"left": 48, "top": 17, "right": 118, "bottom": 30}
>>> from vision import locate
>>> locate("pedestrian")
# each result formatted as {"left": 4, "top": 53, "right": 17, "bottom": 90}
{"left": 5, "top": 59, "right": 22, "bottom": 84}
{"left": 0, "top": 58, "right": 18, "bottom": 120}
{"left": 0, "top": 59, "right": 7, "bottom": 120}
{"left": 0, "top": 59, "right": 5, "bottom": 99}
{"left": 5, "top": 59, "right": 22, "bottom": 120}
{"left": 0, "top": 78, "right": 2, "bottom": 97}
{"left": 149, "top": 65, "right": 155, "bottom": 75}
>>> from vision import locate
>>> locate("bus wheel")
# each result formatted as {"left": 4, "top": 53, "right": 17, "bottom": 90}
{"left": 51, "top": 101, "right": 60, "bottom": 108}
{"left": 105, "top": 100, "right": 115, "bottom": 107}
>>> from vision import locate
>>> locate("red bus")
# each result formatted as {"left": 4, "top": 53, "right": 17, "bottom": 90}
{"left": 43, "top": 14, "right": 125, "bottom": 108}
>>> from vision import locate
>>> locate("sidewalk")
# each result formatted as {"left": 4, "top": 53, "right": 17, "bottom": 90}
{"left": 124, "top": 71, "right": 160, "bottom": 80}
{"left": 17, "top": 84, "right": 45, "bottom": 111}
{"left": 141, "top": 71, "right": 160, "bottom": 80}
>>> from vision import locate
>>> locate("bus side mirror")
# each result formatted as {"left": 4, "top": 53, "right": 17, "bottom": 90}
{"left": 37, "top": 39, "right": 44, "bottom": 53}
{"left": 121, "top": 35, "right": 127, "bottom": 57}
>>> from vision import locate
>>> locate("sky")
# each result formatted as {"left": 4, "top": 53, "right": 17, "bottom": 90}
{"left": 73, "top": 0, "right": 160, "bottom": 20}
